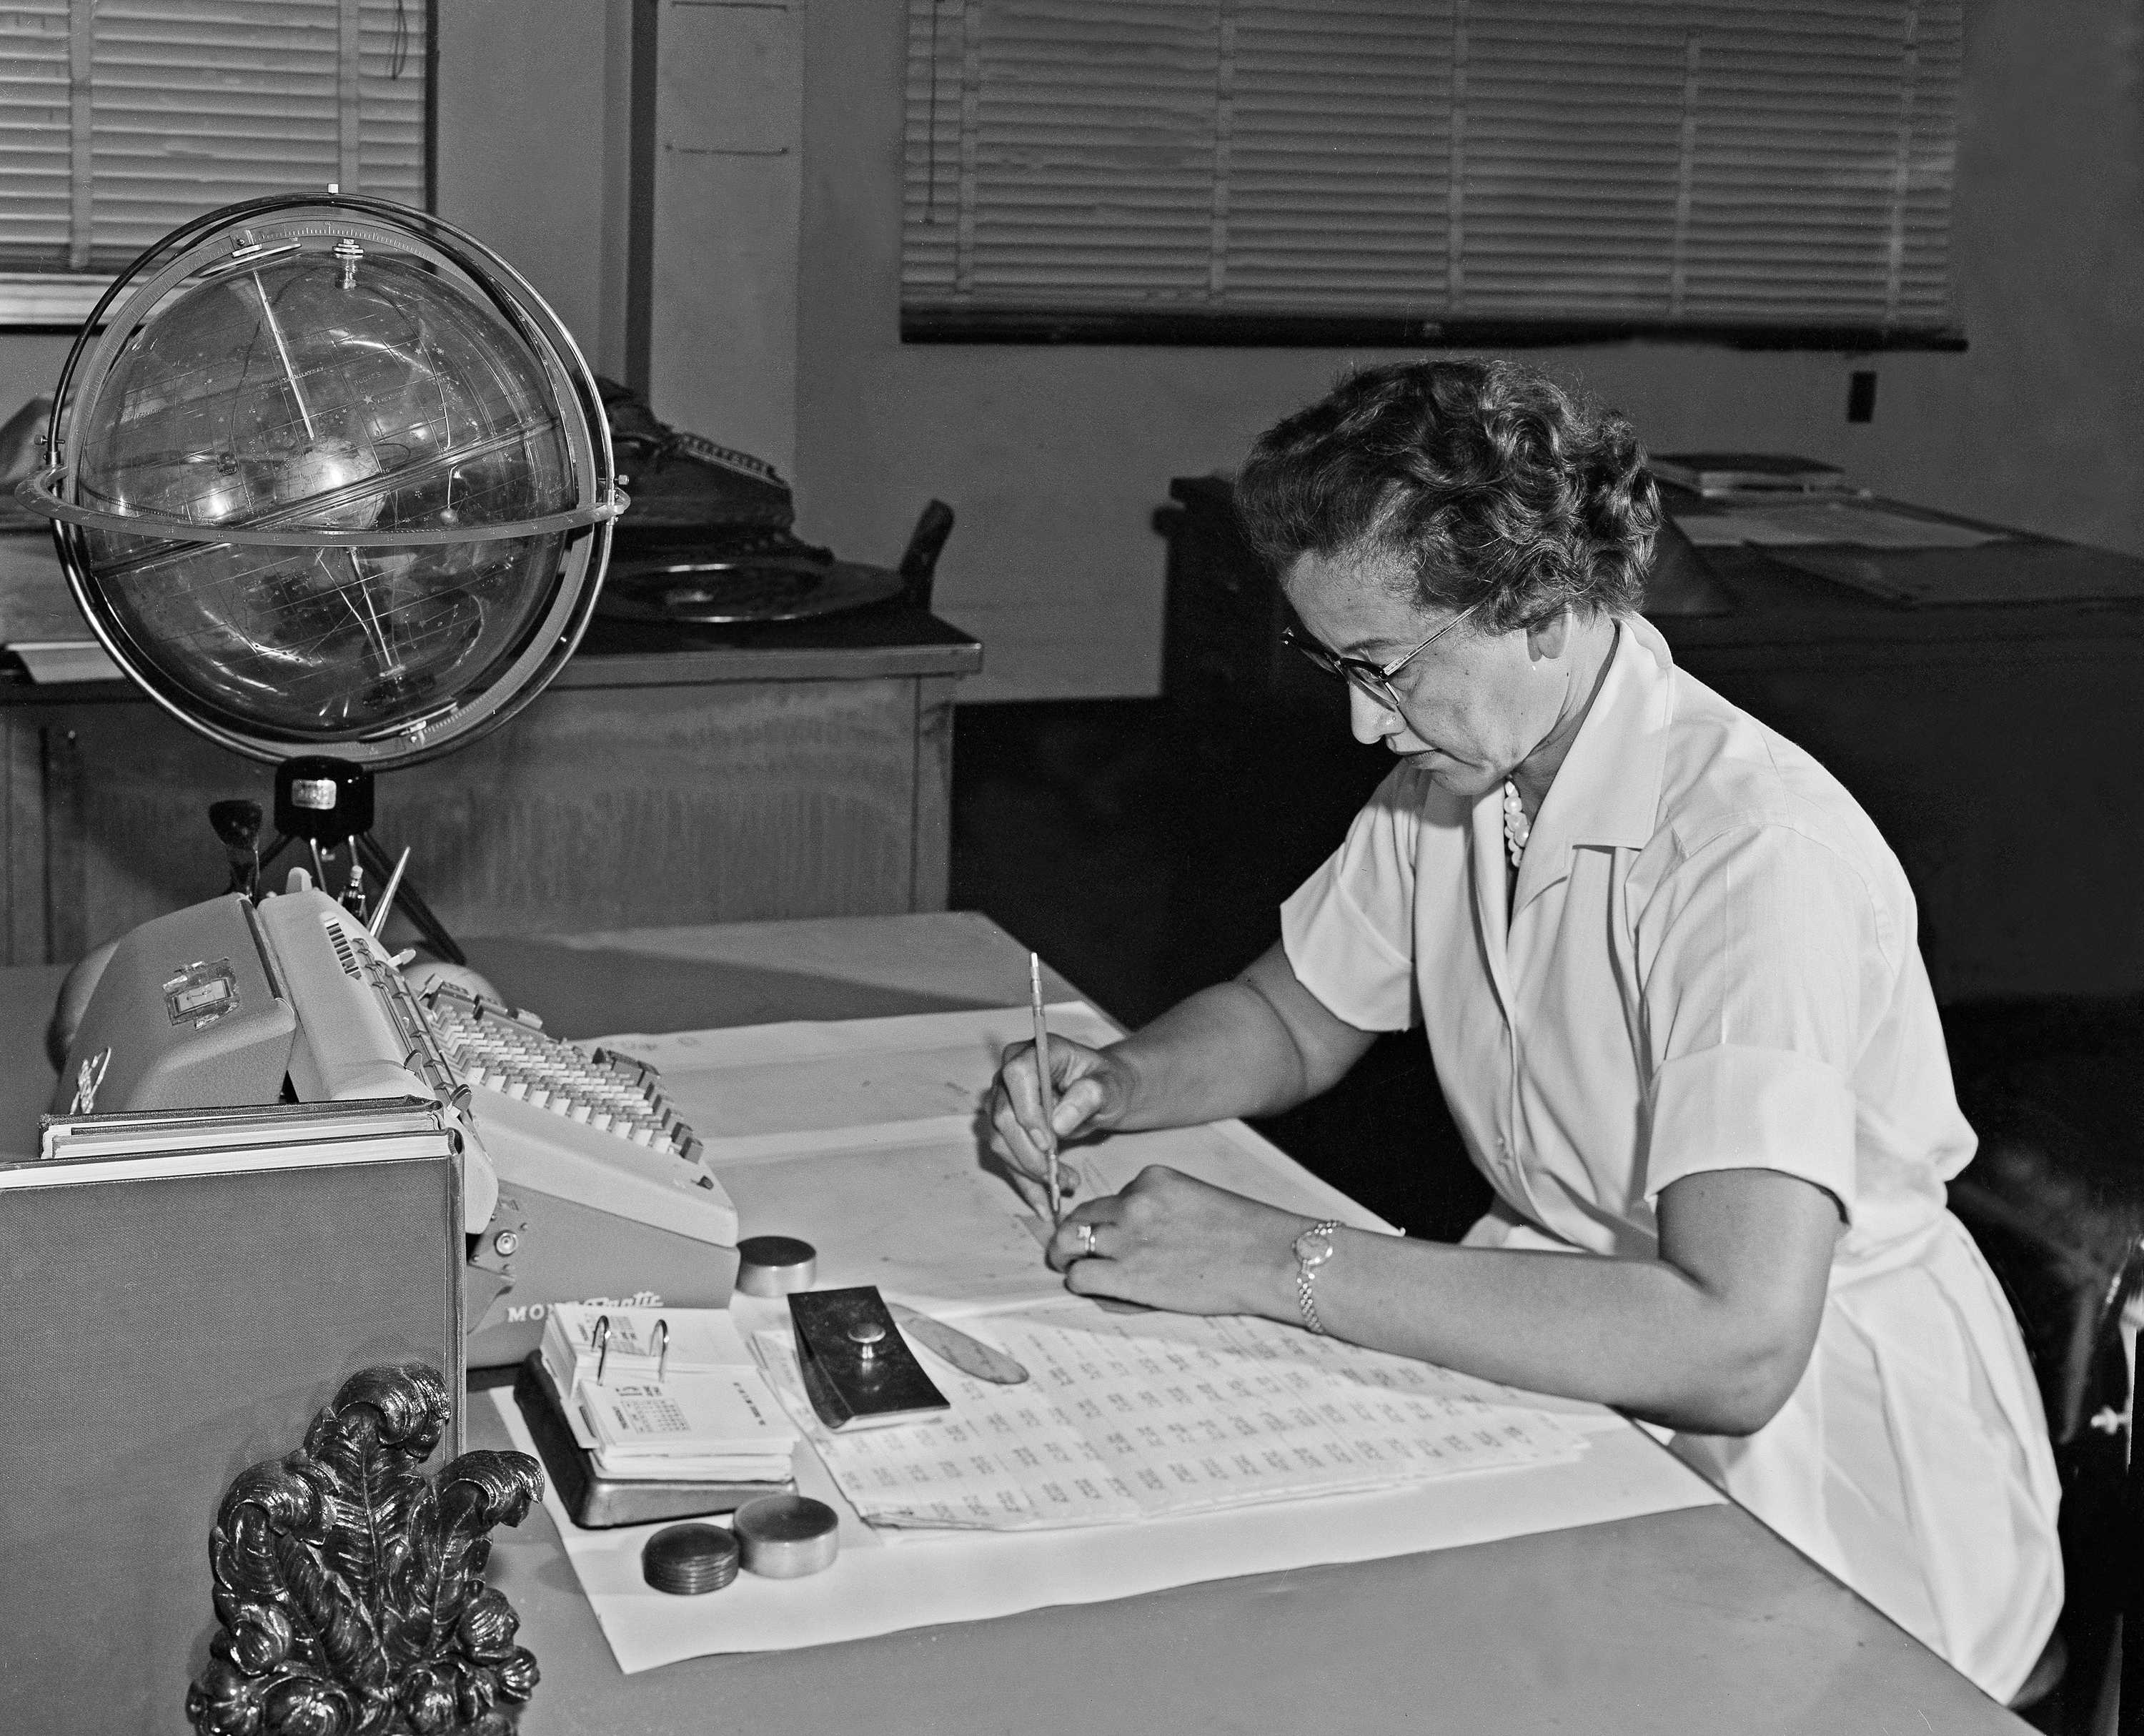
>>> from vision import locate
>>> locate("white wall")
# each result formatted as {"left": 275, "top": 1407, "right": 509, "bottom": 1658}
{"left": 793, "top": 0, "right": 2144, "bottom": 700}
{"left": 647, "top": 0, "right": 805, "bottom": 475}
{"left": 11, "top": 0, "right": 2133, "bottom": 707}
{"left": 434, "top": 0, "right": 634, "bottom": 382}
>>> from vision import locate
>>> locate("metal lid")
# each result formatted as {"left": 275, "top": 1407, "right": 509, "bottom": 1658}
{"left": 733, "top": 1494, "right": 840, "bottom": 1579}
{"left": 736, "top": 1234, "right": 818, "bottom": 1297}
{"left": 641, "top": 1523, "right": 740, "bottom": 1596}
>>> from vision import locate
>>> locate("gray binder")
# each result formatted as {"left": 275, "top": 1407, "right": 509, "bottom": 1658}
{"left": 0, "top": 1108, "right": 462, "bottom": 1735}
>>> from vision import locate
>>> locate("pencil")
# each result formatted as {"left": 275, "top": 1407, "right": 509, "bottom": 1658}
{"left": 1029, "top": 951, "right": 1061, "bottom": 1224}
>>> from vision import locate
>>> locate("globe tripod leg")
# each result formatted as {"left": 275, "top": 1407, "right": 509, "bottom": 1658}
{"left": 354, "top": 832, "right": 467, "bottom": 966}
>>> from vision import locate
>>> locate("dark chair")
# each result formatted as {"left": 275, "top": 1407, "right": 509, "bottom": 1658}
{"left": 1942, "top": 996, "right": 2144, "bottom": 1730}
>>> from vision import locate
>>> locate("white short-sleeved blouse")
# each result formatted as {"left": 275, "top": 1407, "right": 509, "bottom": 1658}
{"left": 1280, "top": 612, "right": 2061, "bottom": 1700}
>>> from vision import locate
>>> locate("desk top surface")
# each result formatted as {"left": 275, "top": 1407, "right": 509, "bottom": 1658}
{"left": 0, "top": 530, "right": 983, "bottom": 701}
{"left": 0, "top": 913, "right": 2025, "bottom": 1733}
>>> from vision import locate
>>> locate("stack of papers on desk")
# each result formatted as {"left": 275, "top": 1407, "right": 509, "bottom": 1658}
{"left": 754, "top": 1303, "right": 1585, "bottom": 1531}
{"left": 541, "top": 1304, "right": 798, "bottom": 1484}
{"left": 572, "top": 1374, "right": 798, "bottom": 1484}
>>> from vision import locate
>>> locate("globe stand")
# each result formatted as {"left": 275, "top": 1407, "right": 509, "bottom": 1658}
{"left": 231, "top": 756, "right": 470, "bottom": 966}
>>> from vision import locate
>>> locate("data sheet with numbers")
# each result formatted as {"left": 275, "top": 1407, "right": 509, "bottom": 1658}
{"left": 755, "top": 1301, "right": 1584, "bottom": 1531}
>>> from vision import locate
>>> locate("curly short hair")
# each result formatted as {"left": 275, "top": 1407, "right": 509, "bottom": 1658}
{"left": 1234, "top": 359, "right": 1659, "bottom": 630}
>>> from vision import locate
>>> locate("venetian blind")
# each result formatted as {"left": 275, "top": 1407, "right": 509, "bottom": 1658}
{"left": 0, "top": 0, "right": 425, "bottom": 274}
{"left": 903, "top": 0, "right": 1962, "bottom": 339}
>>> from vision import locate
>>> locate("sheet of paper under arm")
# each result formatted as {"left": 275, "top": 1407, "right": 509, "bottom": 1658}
{"left": 490, "top": 1379, "right": 1717, "bottom": 1672}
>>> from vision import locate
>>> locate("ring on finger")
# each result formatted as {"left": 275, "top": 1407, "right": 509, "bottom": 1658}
{"left": 1076, "top": 1221, "right": 1097, "bottom": 1258}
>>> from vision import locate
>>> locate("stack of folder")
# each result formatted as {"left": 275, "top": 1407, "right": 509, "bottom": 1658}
{"left": 2, "top": 1097, "right": 465, "bottom": 1735}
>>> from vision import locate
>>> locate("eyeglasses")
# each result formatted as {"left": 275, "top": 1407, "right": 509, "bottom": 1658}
{"left": 1281, "top": 597, "right": 1483, "bottom": 710}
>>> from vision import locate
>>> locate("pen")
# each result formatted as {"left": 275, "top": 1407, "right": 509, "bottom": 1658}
{"left": 1028, "top": 951, "right": 1061, "bottom": 1225}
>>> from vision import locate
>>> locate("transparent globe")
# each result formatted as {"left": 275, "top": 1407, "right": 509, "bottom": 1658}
{"left": 24, "top": 195, "right": 620, "bottom": 766}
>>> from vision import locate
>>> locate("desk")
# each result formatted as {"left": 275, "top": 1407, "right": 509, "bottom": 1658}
{"left": 1164, "top": 475, "right": 2144, "bottom": 1003}
{"left": 0, "top": 531, "right": 983, "bottom": 965}
{"left": 3, "top": 913, "right": 2007, "bottom": 1735}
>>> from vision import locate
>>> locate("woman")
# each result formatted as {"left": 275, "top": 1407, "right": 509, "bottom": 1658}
{"left": 989, "top": 359, "right": 2060, "bottom": 1701}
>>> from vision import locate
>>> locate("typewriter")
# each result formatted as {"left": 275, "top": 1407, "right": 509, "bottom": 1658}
{"left": 49, "top": 877, "right": 740, "bottom": 1367}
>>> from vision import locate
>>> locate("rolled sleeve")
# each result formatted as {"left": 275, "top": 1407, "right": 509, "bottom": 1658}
{"left": 1645, "top": 1045, "right": 1859, "bottom": 1214}
{"left": 1637, "top": 821, "right": 1892, "bottom": 1222}
{"left": 1279, "top": 768, "right": 1424, "bottom": 1032}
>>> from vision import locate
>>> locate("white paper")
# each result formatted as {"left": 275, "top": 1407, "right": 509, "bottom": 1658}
{"left": 577, "top": 1370, "right": 796, "bottom": 1459}
{"left": 600, "top": 1002, "right": 1121, "bottom": 1146}
{"left": 707, "top": 1122, "right": 1388, "bottom": 1312}
{"left": 753, "top": 1304, "right": 1585, "bottom": 1532}
{"left": 491, "top": 1387, "right": 1720, "bottom": 1672}
{"left": 543, "top": 1303, "right": 751, "bottom": 1383}
{"left": 616, "top": 1003, "right": 1390, "bottom": 1309}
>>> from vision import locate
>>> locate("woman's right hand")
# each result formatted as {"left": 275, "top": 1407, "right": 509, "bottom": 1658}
{"left": 986, "top": 1033, "right": 1133, "bottom": 1194}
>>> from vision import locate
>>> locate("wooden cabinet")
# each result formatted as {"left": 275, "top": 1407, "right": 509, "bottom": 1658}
{"left": 0, "top": 606, "right": 980, "bottom": 965}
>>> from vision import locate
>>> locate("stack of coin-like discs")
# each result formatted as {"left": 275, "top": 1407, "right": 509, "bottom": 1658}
{"left": 641, "top": 1523, "right": 741, "bottom": 1595}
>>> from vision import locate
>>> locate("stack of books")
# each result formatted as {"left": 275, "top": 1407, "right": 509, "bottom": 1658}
{"left": 518, "top": 1304, "right": 800, "bottom": 1526}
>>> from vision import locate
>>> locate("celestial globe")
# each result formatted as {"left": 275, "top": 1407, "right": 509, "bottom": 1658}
{"left": 20, "top": 194, "right": 623, "bottom": 767}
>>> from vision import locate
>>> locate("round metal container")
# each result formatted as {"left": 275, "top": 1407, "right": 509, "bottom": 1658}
{"left": 733, "top": 1494, "right": 840, "bottom": 1579}
{"left": 735, "top": 1234, "right": 818, "bottom": 1297}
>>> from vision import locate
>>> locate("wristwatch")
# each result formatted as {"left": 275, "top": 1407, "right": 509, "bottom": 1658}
{"left": 1293, "top": 1219, "right": 1342, "bottom": 1336}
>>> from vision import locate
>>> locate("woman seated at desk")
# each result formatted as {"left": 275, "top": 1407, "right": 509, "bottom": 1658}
{"left": 990, "top": 359, "right": 2060, "bottom": 1702}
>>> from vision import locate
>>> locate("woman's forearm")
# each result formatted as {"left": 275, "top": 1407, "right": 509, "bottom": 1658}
{"left": 1107, "top": 944, "right": 1376, "bottom": 1131}
{"left": 1303, "top": 1233, "right": 1815, "bottom": 1435}
{"left": 1064, "top": 1166, "right": 1840, "bottom": 1437}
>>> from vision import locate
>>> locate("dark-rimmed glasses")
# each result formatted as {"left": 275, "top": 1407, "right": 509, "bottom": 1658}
{"left": 1280, "top": 596, "right": 1484, "bottom": 710}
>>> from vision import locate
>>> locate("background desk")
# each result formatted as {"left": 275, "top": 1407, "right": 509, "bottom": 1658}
{"left": 1163, "top": 475, "right": 2144, "bottom": 1005}
{"left": 0, "top": 530, "right": 983, "bottom": 965}
{"left": 0, "top": 914, "right": 2019, "bottom": 1735}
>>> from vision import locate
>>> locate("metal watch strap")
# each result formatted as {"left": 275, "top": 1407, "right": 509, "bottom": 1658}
{"left": 1294, "top": 1219, "right": 1342, "bottom": 1336}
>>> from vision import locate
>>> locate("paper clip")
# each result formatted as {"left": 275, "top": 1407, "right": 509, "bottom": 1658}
{"left": 592, "top": 1314, "right": 612, "bottom": 1385}
{"left": 651, "top": 1318, "right": 669, "bottom": 1384}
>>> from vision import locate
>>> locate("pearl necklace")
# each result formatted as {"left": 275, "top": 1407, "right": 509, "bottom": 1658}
{"left": 1502, "top": 780, "right": 1532, "bottom": 868}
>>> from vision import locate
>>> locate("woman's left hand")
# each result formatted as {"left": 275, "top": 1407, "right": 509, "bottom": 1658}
{"left": 1044, "top": 1166, "right": 1304, "bottom": 1318}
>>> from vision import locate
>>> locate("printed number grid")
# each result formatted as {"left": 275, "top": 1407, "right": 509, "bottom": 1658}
{"left": 585, "top": 1384, "right": 693, "bottom": 1442}
{"left": 755, "top": 1305, "right": 1584, "bottom": 1531}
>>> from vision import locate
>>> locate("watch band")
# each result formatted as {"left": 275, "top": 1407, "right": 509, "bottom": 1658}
{"left": 1294, "top": 1219, "right": 1342, "bottom": 1336}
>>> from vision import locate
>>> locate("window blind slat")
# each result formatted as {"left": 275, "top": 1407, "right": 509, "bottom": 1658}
{"left": 0, "top": 0, "right": 425, "bottom": 272}
{"left": 905, "top": 0, "right": 1960, "bottom": 334}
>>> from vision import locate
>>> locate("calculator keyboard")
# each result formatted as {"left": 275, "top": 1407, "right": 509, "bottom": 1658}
{"left": 419, "top": 984, "right": 703, "bottom": 1165}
